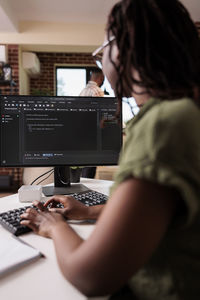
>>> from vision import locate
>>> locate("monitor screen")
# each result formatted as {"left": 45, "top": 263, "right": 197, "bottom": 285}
{"left": 0, "top": 95, "right": 122, "bottom": 168}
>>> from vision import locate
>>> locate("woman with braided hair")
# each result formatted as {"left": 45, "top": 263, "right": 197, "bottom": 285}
{"left": 21, "top": 0, "right": 200, "bottom": 298}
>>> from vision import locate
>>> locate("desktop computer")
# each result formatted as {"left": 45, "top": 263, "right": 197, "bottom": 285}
{"left": 0, "top": 95, "right": 122, "bottom": 196}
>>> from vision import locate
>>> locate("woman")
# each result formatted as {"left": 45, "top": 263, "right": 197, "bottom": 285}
{"left": 21, "top": 0, "right": 200, "bottom": 298}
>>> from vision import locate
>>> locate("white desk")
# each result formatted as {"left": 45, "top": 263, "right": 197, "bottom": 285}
{"left": 0, "top": 178, "right": 113, "bottom": 300}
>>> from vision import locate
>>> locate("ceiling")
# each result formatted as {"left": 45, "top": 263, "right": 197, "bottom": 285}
{"left": 11, "top": 0, "right": 118, "bottom": 24}
{"left": 0, "top": 0, "right": 118, "bottom": 32}
{"left": 0, "top": 0, "right": 198, "bottom": 53}
{"left": 0, "top": 0, "right": 199, "bottom": 33}
{"left": 181, "top": 0, "right": 200, "bottom": 21}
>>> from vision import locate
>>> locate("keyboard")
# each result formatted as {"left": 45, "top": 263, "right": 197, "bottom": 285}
{"left": 0, "top": 190, "right": 108, "bottom": 236}
{"left": 71, "top": 190, "right": 108, "bottom": 206}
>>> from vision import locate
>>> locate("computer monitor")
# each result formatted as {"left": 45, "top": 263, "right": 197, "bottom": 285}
{"left": 0, "top": 95, "right": 122, "bottom": 195}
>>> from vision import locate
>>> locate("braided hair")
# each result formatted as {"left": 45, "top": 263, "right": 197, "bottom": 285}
{"left": 107, "top": 0, "right": 200, "bottom": 105}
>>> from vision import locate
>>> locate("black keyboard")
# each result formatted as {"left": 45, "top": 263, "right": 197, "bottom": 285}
{"left": 72, "top": 190, "right": 108, "bottom": 206}
{"left": 0, "top": 206, "right": 33, "bottom": 236}
{"left": 0, "top": 190, "right": 108, "bottom": 236}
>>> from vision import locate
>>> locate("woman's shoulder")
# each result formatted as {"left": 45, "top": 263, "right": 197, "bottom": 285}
{"left": 122, "top": 97, "right": 200, "bottom": 165}
{"left": 155, "top": 97, "right": 199, "bottom": 123}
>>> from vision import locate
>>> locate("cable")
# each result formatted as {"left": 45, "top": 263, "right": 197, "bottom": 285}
{"left": 30, "top": 168, "right": 54, "bottom": 185}
{"left": 37, "top": 170, "right": 54, "bottom": 185}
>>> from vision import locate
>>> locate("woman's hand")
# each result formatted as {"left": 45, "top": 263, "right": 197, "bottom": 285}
{"left": 44, "top": 195, "right": 91, "bottom": 220}
{"left": 20, "top": 201, "right": 67, "bottom": 238}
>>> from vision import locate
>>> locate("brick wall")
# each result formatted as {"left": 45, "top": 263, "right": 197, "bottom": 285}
{"left": 0, "top": 45, "right": 21, "bottom": 189}
{"left": 30, "top": 52, "right": 94, "bottom": 95}
{"left": 0, "top": 168, "right": 23, "bottom": 190}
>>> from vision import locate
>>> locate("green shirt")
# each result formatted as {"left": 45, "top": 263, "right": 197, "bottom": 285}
{"left": 111, "top": 97, "right": 200, "bottom": 299}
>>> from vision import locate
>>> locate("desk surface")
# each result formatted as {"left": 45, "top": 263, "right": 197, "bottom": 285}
{"left": 0, "top": 178, "right": 113, "bottom": 300}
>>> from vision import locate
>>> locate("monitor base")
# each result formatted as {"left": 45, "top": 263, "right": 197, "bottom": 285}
{"left": 42, "top": 183, "right": 89, "bottom": 197}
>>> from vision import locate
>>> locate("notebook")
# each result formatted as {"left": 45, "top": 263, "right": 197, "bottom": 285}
{"left": 0, "top": 232, "right": 44, "bottom": 277}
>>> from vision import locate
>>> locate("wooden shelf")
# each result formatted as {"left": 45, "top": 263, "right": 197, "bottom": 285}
{"left": 95, "top": 166, "right": 119, "bottom": 181}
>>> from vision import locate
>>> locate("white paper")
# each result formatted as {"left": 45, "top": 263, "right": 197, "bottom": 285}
{"left": 0, "top": 233, "right": 42, "bottom": 276}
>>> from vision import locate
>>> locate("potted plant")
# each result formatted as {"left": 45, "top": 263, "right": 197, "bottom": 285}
{"left": 70, "top": 166, "right": 83, "bottom": 183}
{"left": 31, "top": 88, "right": 53, "bottom": 96}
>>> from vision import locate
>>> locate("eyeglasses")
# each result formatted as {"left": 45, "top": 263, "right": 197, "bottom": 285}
{"left": 92, "top": 36, "right": 116, "bottom": 69}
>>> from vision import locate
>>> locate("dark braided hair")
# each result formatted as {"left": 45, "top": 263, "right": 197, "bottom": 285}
{"left": 107, "top": 0, "right": 200, "bottom": 106}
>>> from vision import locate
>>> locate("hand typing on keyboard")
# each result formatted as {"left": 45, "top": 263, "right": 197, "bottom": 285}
{"left": 20, "top": 191, "right": 106, "bottom": 237}
{"left": 21, "top": 201, "right": 67, "bottom": 238}
{"left": 44, "top": 190, "right": 107, "bottom": 220}
{"left": 0, "top": 190, "right": 107, "bottom": 236}
{"left": 44, "top": 195, "right": 92, "bottom": 220}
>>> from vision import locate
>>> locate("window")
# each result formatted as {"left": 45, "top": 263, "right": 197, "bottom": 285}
{"left": 56, "top": 67, "right": 87, "bottom": 96}
{"left": 56, "top": 66, "right": 136, "bottom": 126}
{"left": 56, "top": 66, "right": 114, "bottom": 97}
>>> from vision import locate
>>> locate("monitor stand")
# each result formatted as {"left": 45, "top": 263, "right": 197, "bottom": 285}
{"left": 42, "top": 166, "right": 89, "bottom": 196}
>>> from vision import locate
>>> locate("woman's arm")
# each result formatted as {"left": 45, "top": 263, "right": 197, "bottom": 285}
{"left": 21, "top": 177, "right": 178, "bottom": 297}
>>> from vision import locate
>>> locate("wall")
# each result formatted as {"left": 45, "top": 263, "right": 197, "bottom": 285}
{"left": 0, "top": 21, "right": 105, "bottom": 52}
{"left": 30, "top": 52, "right": 94, "bottom": 95}
{"left": 29, "top": 22, "right": 200, "bottom": 95}
{"left": 1, "top": 23, "right": 199, "bottom": 97}
{"left": 19, "top": 46, "right": 30, "bottom": 95}
{"left": 0, "top": 45, "right": 21, "bottom": 188}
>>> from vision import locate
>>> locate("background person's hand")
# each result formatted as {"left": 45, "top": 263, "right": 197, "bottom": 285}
{"left": 20, "top": 201, "right": 66, "bottom": 238}
{"left": 44, "top": 195, "right": 91, "bottom": 220}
